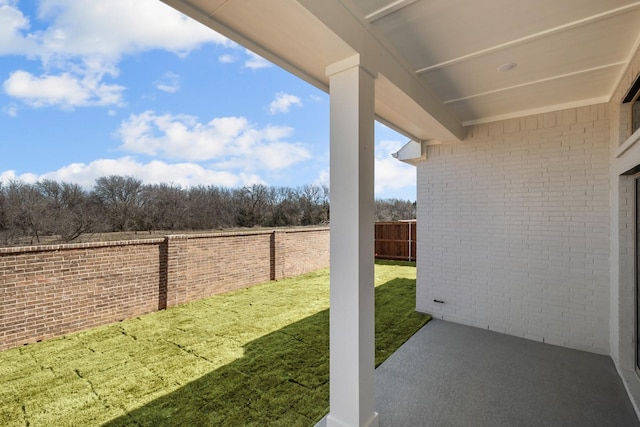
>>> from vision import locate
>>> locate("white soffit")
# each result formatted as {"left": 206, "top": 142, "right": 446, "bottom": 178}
{"left": 161, "top": 0, "right": 354, "bottom": 91}
{"left": 356, "top": 0, "right": 640, "bottom": 125}
{"left": 162, "top": 0, "right": 465, "bottom": 142}
{"left": 163, "top": 0, "right": 640, "bottom": 133}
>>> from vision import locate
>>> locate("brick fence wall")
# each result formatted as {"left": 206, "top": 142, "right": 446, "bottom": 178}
{"left": 0, "top": 228, "right": 329, "bottom": 351}
{"left": 281, "top": 228, "right": 333, "bottom": 278}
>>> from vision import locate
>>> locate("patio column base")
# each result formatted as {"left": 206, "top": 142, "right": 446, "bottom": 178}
{"left": 327, "top": 412, "right": 379, "bottom": 427}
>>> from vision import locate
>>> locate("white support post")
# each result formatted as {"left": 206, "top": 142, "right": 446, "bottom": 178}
{"left": 326, "top": 55, "right": 378, "bottom": 427}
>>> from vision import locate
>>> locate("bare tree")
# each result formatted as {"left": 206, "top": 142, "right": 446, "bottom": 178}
{"left": 186, "top": 185, "right": 234, "bottom": 230}
{"left": 58, "top": 182, "right": 96, "bottom": 241}
{"left": 2, "top": 181, "right": 47, "bottom": 244}
{"left": 92, "top": 176, "right": 143, "bottom": 232}
{"left": 299, "top": 184, "right": 329, "bottom": 225}
{"left": 265, "top": 186, "right": 299, "bottom": 226}
{"left": 0, "top": 177, "right": 343, "bottom": 247}
{"left": 235, "top": 184, "right": 270, "bottom": 227}
{"left": 0, "top": 182, "right": 8, "bottom": 245}
{"left": 375, "top": 198, "right": 416, "bottom": 222}
{"left": 139, "top": 183, "right": 189, "bottom": 231}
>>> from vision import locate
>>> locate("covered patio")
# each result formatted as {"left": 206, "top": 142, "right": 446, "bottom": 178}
{"left": 161, "top": 1, "right": 640, "bottom": 425}
{"left": 318, "top": 319, "right": 639, "bottom": 426}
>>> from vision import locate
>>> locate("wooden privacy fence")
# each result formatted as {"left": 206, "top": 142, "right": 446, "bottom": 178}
{"left": 375, "top": 221, "right": 416, "bottom": 261}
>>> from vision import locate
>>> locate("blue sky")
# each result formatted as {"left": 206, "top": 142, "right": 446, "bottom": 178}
{"left": 0, "top": 0, "right": 416, "bottom": 200}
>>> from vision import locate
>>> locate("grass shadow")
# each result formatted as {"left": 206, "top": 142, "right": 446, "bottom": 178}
{"left": 101, "top": 277, "right": 430, "bottom": 426}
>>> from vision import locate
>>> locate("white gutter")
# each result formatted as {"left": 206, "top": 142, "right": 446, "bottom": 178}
{"left": 392, "top": 140, "right": 426, "bottom": 165}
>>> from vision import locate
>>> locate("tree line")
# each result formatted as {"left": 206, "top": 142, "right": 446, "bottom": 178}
{"left": 0, "top": 175, "right": 415, "bottom": 246}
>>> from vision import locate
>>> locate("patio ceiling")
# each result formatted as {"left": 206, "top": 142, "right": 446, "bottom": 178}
{"left": 162, "top": 0, "right": 640, "bottom": 140}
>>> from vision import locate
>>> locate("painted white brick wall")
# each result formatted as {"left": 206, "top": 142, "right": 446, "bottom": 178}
{"left": 417, "top": 104, "right": 611, "bottom": 354}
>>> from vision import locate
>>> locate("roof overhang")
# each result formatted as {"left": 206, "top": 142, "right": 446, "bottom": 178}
{"left": 161, "top": 0, "right": 465, "bottom": 143}
{"left": 162, "top": 0, "right": 640, "bottom": 145}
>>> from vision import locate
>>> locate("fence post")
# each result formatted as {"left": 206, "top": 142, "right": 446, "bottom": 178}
{"left": 159, "top": 239, "right": 168, "bottom": 310}
{"left": 271, "top": 230, "right": 285, "bottom": 280}
{"left": 165, "top": 235, "right": 189, "bottom": 307}
{"left": 408, "top": 221, "right": 412, "bottom": 262}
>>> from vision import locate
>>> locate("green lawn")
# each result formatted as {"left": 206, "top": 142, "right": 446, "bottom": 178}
{"left": 0, "top": 261, "right": 430, "bottom": 427}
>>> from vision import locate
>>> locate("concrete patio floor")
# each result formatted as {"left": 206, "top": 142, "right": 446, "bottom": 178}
{"left": 318, "top": 319, "right": 640, "bottom": 426}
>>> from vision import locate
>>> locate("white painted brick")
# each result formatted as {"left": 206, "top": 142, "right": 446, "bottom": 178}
{"left": 417, "top": 104, "right": 610, "bottom": 354}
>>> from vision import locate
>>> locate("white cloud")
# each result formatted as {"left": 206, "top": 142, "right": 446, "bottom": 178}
{"left": 215, "top": 141, "right": 311, "bottom": 171}
{"left": 244, "top": 50, "right": 272, "bottom": 70}
{"left": 374, "top": 140, "right": 416, "bottom": 197}
{"left": 1, "top": 0, "right": 229, "bottom": 109}
{"left": 315, "top": 169, "right": 329, "bottom": 188}
{"left": 116, "top": 111, "right": 311, "bottom": 171}
{"left": 1, "top": 0, "right": 229, "bottom": 62}
{"left": 1, "top": 1, "right": 277, "bottom": 112}
{"left": 269, "top": 92, "right": 302, "bottom": 115}
{"left": 221, "top": 49, "right": 272, "bottom": 70}
{"left": 0, "top": 1, "right": 39, "bottom": 56}
{"left": 154, "top": 72, "right": 180, "bottom": 93}
{"left": 2, "top": 103, "right": 18, "bottom": 117}
{"left": 0, "top": 157, "right": 264, "bottom": 190}
{"left": 3, "top": 68, "right": 124, "bottom": 108}
{"left": 0, "top": 169, "right": 38, "bottom": 184}
{"left": 309, "top": 140, "right": 415, "bottom": 199}
{"left": 219, "top": 54, "right": 237, "bottom": 64}
{"left": 310, "top": 94, "right": 326, "bottom": 103}
{"left": 117, "top": 112, "right": 247, "bottom": 160}
{"left": 36, "top": 0, "right": 230, "bottom": 61}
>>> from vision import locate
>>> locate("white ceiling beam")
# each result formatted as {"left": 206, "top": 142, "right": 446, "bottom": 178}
{"left": 416, "top": 1, "right": 640, "bottom": 75}
{"left": 443, "top": 62, "right": 626, "bottom": 104}
{"left": 202, "top": 0, "right": 233, "bottom": 19}
{"left": 365, "top": 0, "right": 417, "bottom": 23}
{"left": 298, "top": 0, "right": 465, "bottom": 141}
{"left": 462, "top": 96, "right": 610, "bottom": 127}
